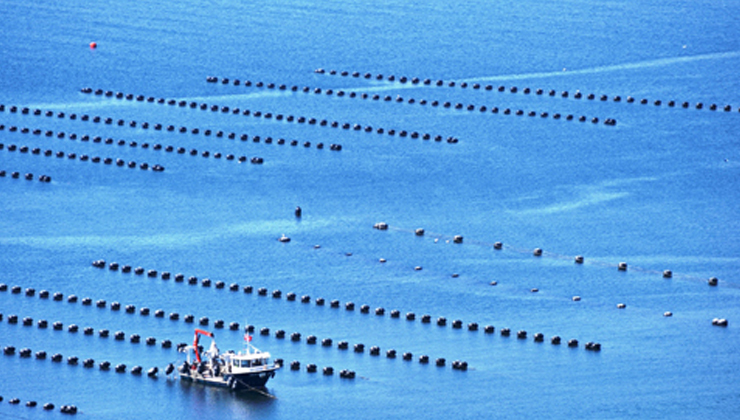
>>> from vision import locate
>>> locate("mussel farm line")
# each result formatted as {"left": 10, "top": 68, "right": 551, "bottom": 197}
{"left": 0, "top": 122, "right": 264, "bottom": 166}
{"left": 0, "top": 167, "right": 52, "bottom": 182}
{"left": 1, "top": 141, "right": 164, "bottom": 172}
{"left": 0, "top": 390, "right": 78, "bottom": 415}
{"left": 77, "top": 88, "right": 458, "bottom": 144}
{"left": 312, "top": 69, "right": 740, "bottom": 115}
{"left": 1, "top": 285, "right": 472, "bottom": 370}
{"left": 207, "top": 76, "right": 616, "bottom": 127}
{"left": 1, "top": 102, "right": 309, "bottom": 158}
{"left": 375, "top": 223, "right": 728, "bottom": 287}
{"left": 2, "top": 342, "right": 357, "bottom": 381}
{"left": 83, "top": 260, "right": 602, "bottom": 353}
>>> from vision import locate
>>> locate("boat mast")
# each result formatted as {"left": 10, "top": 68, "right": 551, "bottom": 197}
{"left": 243, "top": 320, "right": 253, "bottom": 355}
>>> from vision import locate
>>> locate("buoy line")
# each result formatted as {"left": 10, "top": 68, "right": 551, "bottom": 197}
{"left": 209, "top": 76, "right": 616, "bottom": 127}
{"left": 0, "top": 301, "right": 465, "bottom": 375}
{"left": 373, "top": 223, "right": 731, "bottom": 287}
{"left": 0, "top": 168, "right": 52, "bottom": 183}
{"left": 2, "top": 342, "right": 177, "bottom": 378}
{"left": 0, "top": 123, "right": 263, "bottom": 166}
{"left": 243, "top": 326, "right": 470, "bottom": 369}
{"left": 0, "top": 391, "right": 78, "bottom": 414}
{"left": 0, "top": 104, "right": 279, "bottom": 159}
{"left": 0, "top": 341, "right": 358, "bottom": 383}
{"left": 0, "top": 141, "right": 164, "bottom": 172}
{"left": 312, "top": 69, "right": 740, "bottom": 115}
{"left": 0, "top": 290, "right": 244, "bottom": 344}
{"left": 0, "top": 287, "right": 473, "bottom": 368}
{"left": 71, "top": 91, "right": 343, "bottom": 150}
{"left": 0, "top": 314, "right": 354, "bottom": 378}
{"left": 81, "top": 261, "right": 600, "bottom": 352}
{"left": 0, "top": 310, "right": 177, "bottom": 348}
{"left": 95, "top": 85, "right": 459, "bottom": 144}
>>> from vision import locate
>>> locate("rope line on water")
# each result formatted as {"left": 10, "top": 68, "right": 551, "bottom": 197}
{"left": 383, "top": 224, "right": 732, "bottom": 287}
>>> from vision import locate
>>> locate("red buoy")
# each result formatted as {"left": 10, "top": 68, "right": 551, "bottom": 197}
{"left": 89, "top": 42, "right": 97, "bottom": 49}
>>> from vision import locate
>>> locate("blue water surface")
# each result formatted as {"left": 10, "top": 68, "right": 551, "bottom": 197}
{"left": 1, "top": 0, "right": 739, "bottom": 419}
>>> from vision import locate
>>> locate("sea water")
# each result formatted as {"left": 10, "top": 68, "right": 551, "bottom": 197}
{"left": 1, "top": 0, "right": 739, "bottom": 419}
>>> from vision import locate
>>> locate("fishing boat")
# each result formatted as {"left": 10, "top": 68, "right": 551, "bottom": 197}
{"left": 178, "top": 329, "right": 280, "bottom": 391}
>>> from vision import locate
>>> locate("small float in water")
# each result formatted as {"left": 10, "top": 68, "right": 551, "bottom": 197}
{"left": 178, "top": 329, "right": 280, "bottom": 391}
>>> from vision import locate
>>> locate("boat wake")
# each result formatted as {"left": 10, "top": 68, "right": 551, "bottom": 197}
{"left": 462, "top": 50, "right": 740, "bottom": 83}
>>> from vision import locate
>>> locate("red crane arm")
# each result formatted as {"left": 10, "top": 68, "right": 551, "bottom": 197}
{"left": 193, "top": 329, "right": 214, "bottom": 363}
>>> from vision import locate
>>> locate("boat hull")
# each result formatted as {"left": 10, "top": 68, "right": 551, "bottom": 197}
{"left": 179, "top": 367, "right": 277, "bottom": 390}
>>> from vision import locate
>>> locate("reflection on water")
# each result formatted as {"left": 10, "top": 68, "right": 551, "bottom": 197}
{"left": 178, "top": 379, "right": 277, "bottom": 418}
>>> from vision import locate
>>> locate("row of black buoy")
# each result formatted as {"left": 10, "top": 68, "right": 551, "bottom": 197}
{"left": 243, "top": 292, "right": 596, "bottom": 350}
{"left": 284, "top": 360, "right": 356, "bottom": 377}
{"left": 92, "top": 259, "right": 240, "bottom": 289}
{"left": 7, "top": 266, "right": 596, "bottom": 355}
{"left": 1, "top": 291, "right": 468, "bottom": 370}
{"left": 2, "top": 280, "right": 244, "bottom": 333}
{"left": 0, "top": 123, "right": 264, "bottom": 165}
{"left": 2, "top": 344, "right": 173, "bottom": 378}
{"left": 199, "top": 81, "right": 460, "bottom": 143}
{"left": 0, "top": 395, "right": 76, "bottom": 414}
{"left": 3, "top": 341, "right": 355, "bottom": 380}
{"left": 15, "top": 270, "right": 474, "bottom": 363}
{"left": 1, "top": 103, "right": 277, "bottom": 158}
{"left": 87, "top": 260, "right": 596, "bottom": 351}
{"left": 312, "top": 69, "right": 739, "bottom": 114}
{"left": 0, "top": 169, "right": 51, "bottom": 182}
{"left": 260, "top": 327, "right": 468, "bottom": 367}
{"left": 491, "top": 86, "right": 739, "bottom": 113}
{"left": 5, "top": 289, "right": 589, "bottom": 373}
{"left": 222, "top": 77, "right": 616, "bottom": 126}
{"left": 286, "top": 358, "right": 463, "bottom": 374}
{"left": 1, "top": 141, "right": 164, "bottom": 172}
{"left": 0, "top": 310, "right": 177, "bottom": 348}
{"left": 2, "top": 282, "right": 470, "bottom": 370}
{"left": 1, "top": 288, "right": 241, "bottom": 334}
{"left": 74, "top": 91, "right": 342, "bottom": 152}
